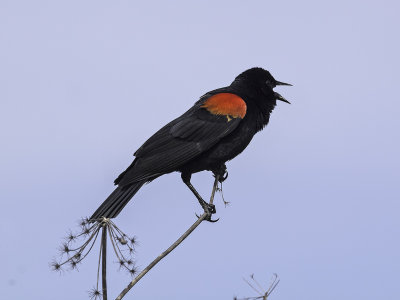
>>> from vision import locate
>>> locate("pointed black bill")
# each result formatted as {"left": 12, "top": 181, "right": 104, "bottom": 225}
{"left": 274, "top": 92, "right": 291, "bottom": 104}
{"left": 275, "top": 80, "right": 292, "bottom": 86}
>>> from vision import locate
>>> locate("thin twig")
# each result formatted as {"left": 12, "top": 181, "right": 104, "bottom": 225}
{"left": 243, "top": 277, "right": 264, "bottom": 296}
{"left": 115, "top": 175, "right": 220, "bottom": 300}
{"left": 101, "top": 225, "right": 108, "bottom": 300}
{"left": 251, "top": 274, "right": 265, "bottom": 295}
{"left": 236, "top": 273, "right": 280, "bottom": 300}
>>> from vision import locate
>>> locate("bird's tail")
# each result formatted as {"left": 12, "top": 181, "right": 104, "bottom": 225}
{"left": 90, "top": 181, "right": 146, "bottom": 221}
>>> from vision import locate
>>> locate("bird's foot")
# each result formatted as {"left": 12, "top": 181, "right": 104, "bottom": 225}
{"left": 213, "top": 164, "right": 228, "bottom": 183}
{"left": 204, "top": 202, "right": 216, "bottom": 214}
{"left": 196, "top": 212, "right": 219, "bottom": 223}
{"left": 196, "top": 202, "right": 219, "bottom": 222}
{"left": 206, "top": 216, "right": 219, "bottom": 223}
{"left": 219, "top": 170, "right": 228, "bottom": 183}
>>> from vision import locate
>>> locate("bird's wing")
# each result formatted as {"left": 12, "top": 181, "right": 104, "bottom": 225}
{"left": 115, "top": 92, "right": 247, "bottom": 186}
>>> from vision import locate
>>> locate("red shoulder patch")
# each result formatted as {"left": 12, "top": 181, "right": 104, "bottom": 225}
{"left": 201, "top": 93, "right": 247, "bottom": 119}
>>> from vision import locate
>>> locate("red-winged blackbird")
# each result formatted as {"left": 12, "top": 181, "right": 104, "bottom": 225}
{"left": 90, "top": 68, "right": 291, "bottom": 221}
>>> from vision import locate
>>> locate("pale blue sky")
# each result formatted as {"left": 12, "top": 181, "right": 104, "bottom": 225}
{"left": 1, "top": 1, "right": 399, "bottom": 299}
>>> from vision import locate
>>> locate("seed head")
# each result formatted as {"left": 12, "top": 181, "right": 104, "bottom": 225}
{"left": 88, "top": 287, "right": 101, "bottom": 300}
{"left": 128, "top": 266, "right": 138, "bottom": 277}
{"left": 50, "top": 260, "right": 62, "bottom": 273}
{"left": 118, "top": 237, "right": 128, "bottom": 245}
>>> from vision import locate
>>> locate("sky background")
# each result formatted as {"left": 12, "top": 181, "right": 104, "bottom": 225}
{"left": 1, "top": 1, "right": 399, "bottom": 299}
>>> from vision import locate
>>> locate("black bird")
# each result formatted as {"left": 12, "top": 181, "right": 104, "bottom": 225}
{"left": 90, "top": 68, "right": 291, "bottom": 221}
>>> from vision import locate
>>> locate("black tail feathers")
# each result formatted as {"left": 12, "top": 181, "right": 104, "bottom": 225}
{"left": 90, "top": 181, "right": 145, "bottom": 221}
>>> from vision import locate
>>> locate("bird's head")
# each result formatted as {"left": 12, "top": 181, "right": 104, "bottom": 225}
{"left": 233, "top": 67, "right": 292, "bottom": 104}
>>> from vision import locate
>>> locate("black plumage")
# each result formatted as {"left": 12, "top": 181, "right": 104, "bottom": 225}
{"left": 90, "top": 68, "right": 291, "bottom": 220}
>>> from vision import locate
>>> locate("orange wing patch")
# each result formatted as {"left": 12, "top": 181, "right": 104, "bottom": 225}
{"left": 201, "top": 93, "right": 247, "bottom": 119}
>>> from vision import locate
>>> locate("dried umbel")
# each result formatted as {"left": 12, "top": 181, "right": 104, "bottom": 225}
{"left": 51, "top": 217, "right": 138, "bottom": 299}
{"left": 234, "top": 273, "right": 280, "bottom": 300}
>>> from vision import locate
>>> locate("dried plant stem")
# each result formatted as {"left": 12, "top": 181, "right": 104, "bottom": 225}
{"left": 101, "top": 225, "right": 108, "bottom": 300}
{"left": 115, "top": 175, "right": 220, "bottom": 300}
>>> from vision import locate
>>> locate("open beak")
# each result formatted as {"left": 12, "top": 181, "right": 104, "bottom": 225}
{"left": 274, "top": 92, "right": 291, "bottom": 104}
{"left": 275, "top": 80, "right": 292, "bottom": 86}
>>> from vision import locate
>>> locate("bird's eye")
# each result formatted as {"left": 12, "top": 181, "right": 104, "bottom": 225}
{"left": 265, "top": 80, "right": 274, "bottom": 88}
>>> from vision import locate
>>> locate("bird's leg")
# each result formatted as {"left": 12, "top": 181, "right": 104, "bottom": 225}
{"left": 213, "top": 164, "right": 230, "bottom": 206}
{"left": 181, "top": 173, "right": 218, "bottom": 222}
